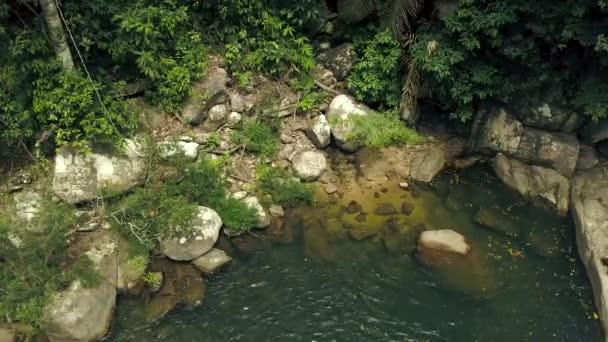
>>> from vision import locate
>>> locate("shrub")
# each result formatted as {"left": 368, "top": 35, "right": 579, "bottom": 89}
{"left": 232, "top": 118, "right": 280, "bottom": 158}
{"left": 335, "top": 110, "right": 423, "bottom": 148}
{"left": 0, "top": 196, "right": 98, "bottom": 336}
{"left": 256, "top": 166, "right": 316, "bottom": 207}
{"left": 168, "top": 155, "right": 258, "bottom": 232}
{"left": 349, "top": 28, "right": 402, "bottom": 108}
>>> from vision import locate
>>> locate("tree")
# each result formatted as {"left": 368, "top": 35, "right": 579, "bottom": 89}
{"left": 39, "top": 0, "right": 75, "bottom": 71}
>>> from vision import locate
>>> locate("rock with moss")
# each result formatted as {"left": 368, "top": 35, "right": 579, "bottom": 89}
{"left": 192, "top": 248, "right": 232, "bottom": 274}
{"left": 44, "top": 280, "right": 116, "bottom": 342}
{"left": 292, "top": 150, "right": 327, "bottom": 181}
{"left": 326, "top": 95, "right": 371, "bottom": 152}
{"left": 242, "top": 196, "right": 271, "bottom": 228}
{"left": 182, "top": 67, "right": 228, "bottom": 125}
{"left": 52, "top": 140, "right": 146, "bottom": 204}
{"left": 317, "top": 43, "right": 354, "bottom": 81}
{"left": 160, "top": 206, "right": 223, "bottom": 261}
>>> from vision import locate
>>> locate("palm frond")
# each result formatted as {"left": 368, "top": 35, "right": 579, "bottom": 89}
{"left": 381, "top": 0, "right": 425, "bottom": 35}
{"left": 338, "top": 0, "right": 379, "bottom": 23}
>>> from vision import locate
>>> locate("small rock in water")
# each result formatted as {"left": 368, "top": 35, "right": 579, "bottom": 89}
{"left": 355, "top": 213, "right": 368, "bottom": 222}
{"left": 269, "top": 204, "right": 285, "bottom": 218}
{"left": 344, "top": 200, "right": 363, "bottom": 214}
{"left": 374, "top": 203, "right": 398, "bottom": 216}
{"left": 401, "top": 202, "right": 415, "bottom": 216}
{"left": 399, "top": 182, "right": 410, "bottom": 190}
{"left": 418, "top": 229, "right": 471, "bottom": 255}
{"left": 381, "top": 188, "right": 388, "bottom": 193}
{"left": 192, "top": 248, "right": 232, "bottom": 274}
{"left": 411, "top": 187, "right": 421, "bottom": 198}
{"left": 374, "top": 192, "right": 380, "bottom": 198}
{"left": 324, "top": 183, "right": 338, "bottom": 194}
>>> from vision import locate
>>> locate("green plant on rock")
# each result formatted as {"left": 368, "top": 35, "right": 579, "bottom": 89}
{"left": 349, "top": 28, "right": 402, "bottom": 108}
{"left": 256, "top": 166, "right": 316, "bottom": 207}
{"left": 336, "top": 110, "right": 422, "bottom": 148}
{"left": 0, "top": 196, "right": 98, "bottom": 336}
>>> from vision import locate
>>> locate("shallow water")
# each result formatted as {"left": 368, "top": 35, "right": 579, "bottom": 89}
{"left": 110, "top": 166, "right": 601, "bottom": 341}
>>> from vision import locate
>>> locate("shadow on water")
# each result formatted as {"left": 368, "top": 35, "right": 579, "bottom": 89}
{"left": 109, "top": 165, "right": 601, "bottom": 342}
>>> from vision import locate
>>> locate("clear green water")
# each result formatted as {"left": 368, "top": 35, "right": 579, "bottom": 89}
{"left": 110, "top": 166, "right": 601, "bottom": 342}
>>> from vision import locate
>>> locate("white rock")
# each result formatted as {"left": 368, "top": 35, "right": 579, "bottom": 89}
{"left": 418, "top": 230, "right": 471, "bottom": 255}
{"left": 292, "top": 150, "right": 327, "bottom": 181}
{"left": 326, "top": 95, "right": 371, "bottom": 152}
{"left": 308, "top": 114, "right": 331, "bottom": 149}
{"left": 231, "top": 191, "right": 248, "bottom": 200}
{"left": 269, "top": 204, "right": 285, "bottom": 218}
{"left": 13, "top": 191, "right": 41, "bottom": 224}
{"left": 160, "top": 206, "right": 223, "bottom": 261}
{"left": 192, "top": 248, "right": 232, "bottom": 274}
{"left": 243, "top": 196, "right": 271, "bottom": 228}
{"left": 159, "top": 141, "right": 200, "bottom": 160}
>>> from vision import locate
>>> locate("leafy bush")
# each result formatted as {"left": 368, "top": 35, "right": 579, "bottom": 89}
{"left": 349, "top": 29, "right": 402, "bottom": 108}
{"left": 168, "top": 155, "right": 258, "bottom": 232}
{"left": 232, "top": 118, "right": 280, "bottom": 158}
{"left": 335, "top": 110, "right": 422, "bottom": 148}
{"left": 0, "top": 197, "right": 98, "bottom": 336}
{"left": 256, "top": 166, "right": 316, "bottom": 207}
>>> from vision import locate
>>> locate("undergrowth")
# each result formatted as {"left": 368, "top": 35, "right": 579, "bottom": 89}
{"left": 256, "top": 166, "right": 316, "bottom": 207}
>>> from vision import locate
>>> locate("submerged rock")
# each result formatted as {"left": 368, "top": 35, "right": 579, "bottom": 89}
{"left": 44, "top": 280, "right": 116, "bottom": 342}
{"left": 401, "top": 201, "right": 415, "bottom": 215}
{"left": 571, "top": 162, "right": 608, "bottom": 334}
{"left": 160, "top": 206, "right": 222, "bottom": 261}
{"left": 374, "top": 203, "right": 398, "bottom": 216}
{"left": 418, "top": 229, "right": 470, "bottom": 255}
{"left": 473, "top": 208, "right": 520, "bottom": 237}
{"left": 292, "top": 150, "right": 327, "bottom": 181}
{"left": 344, "top": 200, "right": 363, "bottom": 214}
{"left": 492, "top": 153, "right": 569, "bottom": 214}
{"left": 192, "top": 248, "right": 232, "bottom": 275}
{"left": 326, "top": 95, "right": 371, "bottom": 152}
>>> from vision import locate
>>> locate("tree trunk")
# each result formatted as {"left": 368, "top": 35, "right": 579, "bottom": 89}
{"left": 40, "top": 0, "right": 75, "bottom": 71}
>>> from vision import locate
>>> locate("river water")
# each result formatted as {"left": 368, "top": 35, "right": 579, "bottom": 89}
{"left": 110, "top": 166, "right": 601, "bottom": 341}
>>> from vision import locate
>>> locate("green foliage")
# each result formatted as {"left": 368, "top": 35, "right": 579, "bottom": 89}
{"left": 335, "top": 110, "right": 422, "bottom": 148}
{"left": 232, "top": 118, "right": 280, "bottom": 158}
{"left": 256, "top": 166, "right": 316, "bottom": 207}
{"left": 142, "top": 271, "right": 163, "bottom": 288}
{"left": 111, "top": 2, "right": 209, "bottom": 112}
{"left": 349, "top": 29, "right": 402, "bottom": 108}
{"left": 111, "top": 184, "right": 198, "bottom": 252}
{"left": 0, "top": 196, "right": 97, "bottom": 335}
{"left": 33, "top": 72, "right": 136, "bottom": 152}
{"left": 168, "top": 155, "right": 258, "bottom": 232}
{"left": 220, "top": 0, "right": 316, "bottom": 79}
{"left": 574, "top": 79, "right": 608, "bottom": 121}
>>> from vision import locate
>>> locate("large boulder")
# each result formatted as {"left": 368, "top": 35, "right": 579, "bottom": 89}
{"left": 308, "top": 114, "right": 331, "bottom": 149}
{"left": 474, "top": 109, "right": 523, "bottom": 155}
{"left": 53, "top": 140, "right": 146, "bottom": 204}
{"left": 511, "top": 128, "right": 579, "bottom": 177}
{"left": 78, "top": 230, "right": 145, "bottom": 291}
{"left": 182, "top": 67, "right": 228, "bottom": 125}
{"left": 418, "top": 230, "right": 470, "bottom": 255}
{"left": 571, "top": 162, "right": 608, "bottom": 335}
{"left": 160, "top": 206, "right": 222, "bottom": 261}
{"left": 409, "top": 147, "right": 447, "bottom": 182}
{"left": 44, "top": 280, "right": 116, "bottom": 342}
{"left": 326, "top": 95, "right": 371, "bottom": 152}
{"left": 317, "top": 43, "right": 354, "bottom": 81}
{"left": 292, "top": 150, "right": 327, "bottom": 181}
{"left": 492, "top": 153, "right": 570, "bottom": 213}
{"left": 517, "top": 104, "right": 582, "bottom": 132}
{"left": 192, "top": 248, "right": 232, "bottom": 274}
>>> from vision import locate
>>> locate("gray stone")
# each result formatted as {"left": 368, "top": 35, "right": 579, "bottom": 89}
{"left": 159, "top": 141, "right": 200, "bottom": 160}
{"left": 192, "top": 248, "right": 232, "bottom": 274}
{"left": 313, "top": 65, "right": 337, "bottom": 88}
{"left": 44, "top": 280, "right": 116, "bottom": 342}
{"left": 308, "top": 114, "right": 331, "bottom": 149}
{"left": 292, "top": 150, "right": 327, "bottom": 181}
{"left": 317, "top": 43, "right": 354, "bottom": 81}
{"left": 492, "top": 153, "right": 569, "bottom": 213}
{"left": 183, "top": 67, "right": 228, "bottom": 125}
{"left": 517, "top": 104, "right": 582, "bottom": 132}
{"left": 418, "top": 230, "right": 471, "bottom": 255}
{"left": 13, "top": 191, "right": 41, "bottom": 224}
{"left": 326, "top": 95, "right": 371, "bottom": 152}
{"left": 52, "top": 140, "right": 146, "bottom": 204}
{"left": 269, "top": 204, "right": 285, "bottom": 218}
{"left": 512, "top": 128, "right": 579, "bottom": 177}
{"left": 228, "top": 90, "right": 246, "bottom": 113}
{"left": 474, "top": 109, "right": 523, "bottom": 155}
{"left": 129, "top": 97, "right": 167, "bottom": 130}
{"left": 577, "top": 145, "right": 600, "bottom": 171}
{"left": 226, "top": 112, "right": 242, "bottom": 128}
{"left": 410, "top": 148, "right": 446, "bottom": 182}
{"left": 324, "top": 183, "right": 338, "bottom": 194}
{"left": 243, "top": 196, "right": 271, "bottom": 228}
{"left": 231, "top": 191, "right": 248, "bottom": 200}
{"left": 571, "top": 162, "right": 608, "bottom": 335}
{"left": 160, "top": 206, "right": 223, "bottom": 261}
